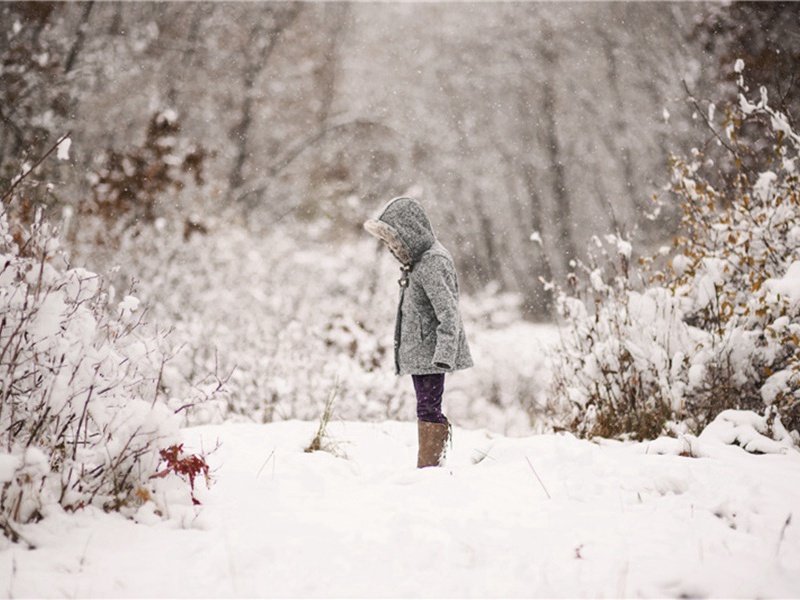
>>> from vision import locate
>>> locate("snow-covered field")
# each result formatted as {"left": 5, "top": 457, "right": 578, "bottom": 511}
{"left": 3, "top": 418, "right": 799, "bottom": 598}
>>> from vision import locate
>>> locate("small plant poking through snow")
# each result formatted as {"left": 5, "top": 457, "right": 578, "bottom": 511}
{"left": 153, "top": 444, "right": 211, "bottom": 506}
{"left": 306, "top": 379, "right": 344, "bottom": 456}
{"left": 551, "top": 66, "right": 800, "bottom": 443}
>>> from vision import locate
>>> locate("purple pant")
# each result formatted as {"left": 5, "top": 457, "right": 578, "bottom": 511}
{"left": 412, "top": 373, "right": 447, "bottom": 423}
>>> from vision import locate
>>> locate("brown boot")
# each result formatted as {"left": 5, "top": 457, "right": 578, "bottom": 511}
{"left": 417, "top": 419, "right": 451, "bottom": 468}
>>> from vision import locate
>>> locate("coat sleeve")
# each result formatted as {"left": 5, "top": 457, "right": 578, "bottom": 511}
{"left": 417, "top": 256, "right": 460, "bottom": 370}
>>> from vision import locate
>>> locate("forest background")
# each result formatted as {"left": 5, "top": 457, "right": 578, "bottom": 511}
{"left": 2, "top": 1, "right": 798, "bottom": 434}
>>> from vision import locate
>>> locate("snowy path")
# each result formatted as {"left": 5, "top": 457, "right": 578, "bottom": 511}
{"left": 3, "top": 420, "right": 800, "bottom": 598}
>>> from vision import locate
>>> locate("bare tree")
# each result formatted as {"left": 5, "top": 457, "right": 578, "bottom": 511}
{"left": 228, "top": 4, "right": 302, "bottom": 199}
{"left": 2, "top": 0, "right": 729, "bottom": 318}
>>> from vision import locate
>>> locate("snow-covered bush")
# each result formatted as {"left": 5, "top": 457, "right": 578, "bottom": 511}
{"left": 550, "top": 235, "right": 700, "bottom": 439}
{"left": 67, "top": 218, "right": 409, "bottom": 426}
{"left": 696, "top": 408, "right": 798, "bottom": 456}
{"left": 552, "top": 67, "right": 800, "bottom": 441}
{"left": 0, "top": 202, "right": 203, "bottom": 534}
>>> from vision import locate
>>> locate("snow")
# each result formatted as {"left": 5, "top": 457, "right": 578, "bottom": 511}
{"left": 64, "top": 267, "right": 99, "bottom": 304}
{"left": 2, "top": 419, "right": 799, "bottom": 598}
{"left": 740, "top": 93, "right": 758, "bottom": 116}
{"left": 765, "top": 261, "right": 800, "bottom": 305}
{"left": 118, "top": 294, "right": 141, "bottom": 317}
{"left": 671, "top": 253, "right": 690, "bottom": 277}
{"left": 0, "top": 454, "right": 23, "bottom": 484}
{"left": 697, "top": 409, "right": 797, "bottom": 456}
{"left": 754, "top": 170, "right": 777, "bottom": 201}
{"left": 590, "top": 268, "right": 606, "bottom": 292}
{"left": 157, "top": 108, "right": 178, "bottom": 125}
{"left": 27, "top": 292, "right": 66, "bottom": 343}
{"left": 616, "top": 239, "right": 632, "bottom": 260}
{"left": 56, "top": 137, "right": 71, "bottom": 161}
{"left": 762, "top": 369, "right": 795, "bottom": 405}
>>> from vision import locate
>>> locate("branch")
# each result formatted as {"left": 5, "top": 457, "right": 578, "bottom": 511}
{"left": 0, "top": 106, "right": 26, "bottom": 148}
{"left": 64, "top": 1, "right": 94, "bottom": 74}
{"left": 1, "top": 131, "right": 72, "bottom": 204}
{"left": 248, "top": 118, "right": 406, "bottom": 221}
{"left": 266, "top": 118, "right": 402, "bottom": 179}
{"left": 682, "top": 79, "right": 739, "bottom": 157}
{"left": 525, "top": 455, "right": 552, "bottom": 499}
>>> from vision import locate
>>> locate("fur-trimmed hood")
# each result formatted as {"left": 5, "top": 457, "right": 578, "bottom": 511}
{"left": 364, "top": 197, "right": 436, "bottom": 265}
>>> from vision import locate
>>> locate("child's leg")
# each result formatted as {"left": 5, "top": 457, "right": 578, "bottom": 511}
{"left": 412, "top": 373, "right": 446, "bottom": 423}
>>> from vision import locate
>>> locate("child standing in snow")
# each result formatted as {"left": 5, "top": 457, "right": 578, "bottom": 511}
{"left": 365, "top": 197, "right": 473, "bottom": 468}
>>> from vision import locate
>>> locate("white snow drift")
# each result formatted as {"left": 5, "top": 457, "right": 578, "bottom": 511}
{"left": 1, "top": 416, "right": 799, "bottom": 598}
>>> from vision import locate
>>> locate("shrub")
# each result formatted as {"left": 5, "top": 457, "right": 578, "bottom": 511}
{"left": 549, "top": 235, "right": 695, "bottom": 440}
{"left": 551, "top": 66, "right": 800, "bottom": 440}
{"left": 85, "top": 109, "right": 208, "bottom": 232}
{"left": 0, "top": 198, "right": 208, "bottom": 535}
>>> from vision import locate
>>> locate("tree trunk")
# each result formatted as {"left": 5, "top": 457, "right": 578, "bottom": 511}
{"left": 64, "top": 1, "right": 94, "bottom": 74}
{"left": 522, "top": 163, "right": 554, "bottom": 318}
{"left": 539, "top": 25, "right": 577, "bottom": 277}
{"left": 228, "top": 5, "right": 301, "bottom": 200}
{"left": 598, "top": 27, "right": 644, "bottom": 223}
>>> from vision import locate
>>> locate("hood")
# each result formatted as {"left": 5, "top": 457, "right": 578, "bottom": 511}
{"left": 364, "top": 197, "right": 436, "bottom": 264}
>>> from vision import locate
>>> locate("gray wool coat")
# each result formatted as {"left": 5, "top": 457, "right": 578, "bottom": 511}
{"left": 365, "top": 197, "right": 474, "bottom": 376}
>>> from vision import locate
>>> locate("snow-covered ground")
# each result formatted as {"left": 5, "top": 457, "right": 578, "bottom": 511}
{"left": 2, "top": 419, "right": 800, "bottom": 598}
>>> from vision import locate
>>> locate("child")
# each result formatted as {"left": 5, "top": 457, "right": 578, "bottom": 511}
{"left": 364, "top": 197, "right": 473, "bottom": 467}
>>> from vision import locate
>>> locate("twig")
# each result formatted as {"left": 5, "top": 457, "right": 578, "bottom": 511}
{"left": 525, "top": 455, "right": 551, "bottom": 500}
{"left": 1, "top": 131, "right": 72, "bottom": 204}
{"left": 776, "top": 513, "right": 792, "bottom": 556}
{"left": 151, "top": 357, "right": 165, "bottom": 408}
{"left": 78, "top": 534, "right": 93, "bottom": 571}
{"left": 256, "top": 449, "right": 275, "bottom": 478}
{"left": 305, "top": 377, "right": 339, "bottom": 453}
{"left": 471, "top": 448, "right": 496, "bottom": 465}
{"left": 0, "top": 516, "right": 36, "bottom": 549}
{"left": 681, "top": 79, "right": 738, "bottom": 157}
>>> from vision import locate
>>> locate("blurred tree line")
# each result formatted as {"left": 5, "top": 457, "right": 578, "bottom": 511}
{"left": 1, "top": 1, "right": 798, "bottom": 319}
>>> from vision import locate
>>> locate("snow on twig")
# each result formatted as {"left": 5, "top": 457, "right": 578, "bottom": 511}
{"left": 0, "top": 131, "right": 72, "bottom": 204}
